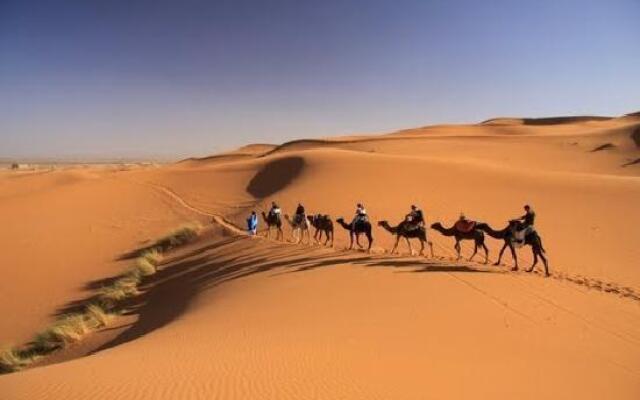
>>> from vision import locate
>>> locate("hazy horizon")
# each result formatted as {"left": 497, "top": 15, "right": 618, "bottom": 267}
{"left": 2, "top": 0, "right": 639, "bottom": 159}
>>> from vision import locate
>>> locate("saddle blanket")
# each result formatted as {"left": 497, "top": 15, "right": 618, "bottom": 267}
{"left": 454, "top": 220, "right": 476, "bottom": 233}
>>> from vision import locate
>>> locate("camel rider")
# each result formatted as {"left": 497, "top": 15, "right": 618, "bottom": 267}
{"left": 294, "top": 203, "right": 306, "bottom": 225}
{"left": 518, "top": 205, "right": 535, "bottom": 229}
{"left": 351, "top": 203, "right": 368, "bottom": 228}
{"left": 268, "top": 201, "right": 281, "bottom": 219}
{"left": 405, "top": 205, "right": 424, "bottom": 230}
{"left": 513, "top": 205, "right": 536, "bottom": 243}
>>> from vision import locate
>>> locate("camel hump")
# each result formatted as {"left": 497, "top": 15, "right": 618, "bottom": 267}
{"left": 455, "top": 220, "right": 477, "bottom": 233}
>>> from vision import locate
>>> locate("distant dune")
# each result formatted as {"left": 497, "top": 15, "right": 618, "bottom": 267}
{"left": 481, "top": 115, "right": 612, "bottom": 125}
{"left": 1, "top": 112, "right": 639, "bottom": 399}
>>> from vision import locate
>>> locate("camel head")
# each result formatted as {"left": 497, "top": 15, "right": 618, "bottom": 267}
{"left": 336, "top": 217, "right": 345, "bottom": 223}
{"left": 377, "top": 220, "right": 389, "bottom": 227}
{"left": 430, "top": 222, "right": 443, "bottom": 230}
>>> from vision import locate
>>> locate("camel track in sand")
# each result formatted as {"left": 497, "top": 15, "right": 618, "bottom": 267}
{"left": 125, "top": 175, "right": 640, "bottom": 305}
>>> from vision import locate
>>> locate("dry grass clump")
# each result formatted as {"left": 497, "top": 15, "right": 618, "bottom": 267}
{"left": 152, "top": 223, "right": 201, "bottom": 252}
{"left": 97, "top": 274, "right": 140, "bottom": 305}
{"left": 85, "top": 303, "right": 114, "bottom": 327}
{"left": 32, "top": 314, "right": 92, "bottom": 352}
{"left": 0, "top": 348, "right": 31, "bottom": 373}
{"left": 134, "top": 257, "right": 157, "bottom": 276}
{"left": 0, "top": 221, "right": 201, "bottom": 374}
{"left": 141, "top": 249, "right": 163, "bottom": 265}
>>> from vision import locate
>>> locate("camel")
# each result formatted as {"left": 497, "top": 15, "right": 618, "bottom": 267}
{"left": 284, "top": 214, "right": 311, "bottom": 244}
{"left": 430, "top": 222, "right": 489, "bottom": 263}
{"left": 335, "top": 217, "right": 373, "bottom": 251}
{"left": 377, "top": 220, "right": 434, "bottom": 257}
{"left": 307, "top": 214, "right": 334, "bottom": 246}
{"left": 475, "top": 221, "right": 549, "bottom": 276}
{"left": 261, "top": 211, "right": 283, "bottom": 241}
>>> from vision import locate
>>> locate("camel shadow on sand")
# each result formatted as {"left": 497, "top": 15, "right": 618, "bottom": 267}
{"left": 83, "top": 234, "right": 500, "bottom": 356}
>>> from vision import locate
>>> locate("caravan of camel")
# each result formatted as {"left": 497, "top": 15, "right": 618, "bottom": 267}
{"left": 256, "top": 202, "right": 549, "bottom": 277}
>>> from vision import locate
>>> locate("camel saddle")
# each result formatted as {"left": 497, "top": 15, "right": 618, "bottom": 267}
{"left": 454, "top": 220, "right": 476, "bottom": 233}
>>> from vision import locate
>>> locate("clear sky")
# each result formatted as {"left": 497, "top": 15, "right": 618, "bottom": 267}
{"left": 1, "top": 0, "right": 639, "bottom": 159}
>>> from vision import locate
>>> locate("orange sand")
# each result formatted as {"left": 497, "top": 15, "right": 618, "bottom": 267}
{"left": 1, "top": 114, "right": 639, "bottom": 399}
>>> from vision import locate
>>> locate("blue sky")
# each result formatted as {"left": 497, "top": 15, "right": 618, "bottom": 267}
{"left": 1, "top": 0, "right": 639, "bottom": 158}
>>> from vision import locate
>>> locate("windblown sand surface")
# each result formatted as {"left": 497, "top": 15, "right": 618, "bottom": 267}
{"left": 1, "top": 114, "right": 639, "bottom": 399}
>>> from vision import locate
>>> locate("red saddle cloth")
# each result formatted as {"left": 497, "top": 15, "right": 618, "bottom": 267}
{"left": 454, "top": 220, "right": 476, "bottom": 233}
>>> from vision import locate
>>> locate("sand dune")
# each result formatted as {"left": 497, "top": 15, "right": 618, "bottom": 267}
{"left": 1, "top": 114, "right": 639, "bottom": 399}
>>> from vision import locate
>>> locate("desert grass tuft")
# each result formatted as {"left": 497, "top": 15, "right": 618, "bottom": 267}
{"left": 134, "top": 257, "right": 157, "bottom": 276}
{"left": 0, "top": 347, "right": 29, "bottom": 373}
{"left": 97, "top": 275, "right": 140, "bottom": 305}
{"left": 152, "top": 223, "right": 201, "bottom": 252}
{"left": 32, "top": 313, "right": 92, "bottom": 351}
{"left": 0, "top": 222, "right": 201, "bottom": 374}
{"left": 85, "top": 303, "right": 114, "bottom": 327}
{"left": 140, "top": 249, "right": 163, "bottom": 266}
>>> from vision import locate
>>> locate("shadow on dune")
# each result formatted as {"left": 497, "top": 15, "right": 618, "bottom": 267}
{"left": 632, "top": 127, "right": 640, "bottom": 148}
{"left": 89, "top": 235, "right": 501, "bottom": 355}
{"left": 246, "top": 156, "right": 304, "bottom": 198}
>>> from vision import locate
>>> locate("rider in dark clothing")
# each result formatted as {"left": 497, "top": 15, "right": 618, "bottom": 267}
{"left": 513, "top": 205, "right": 536, "bottom": 243}
{"left": 295, "top": 203, "right": 306, "bottom": 224}
{"left": 518, "top": 205, "right": 535, "bottom": 228}
{"left": 351, "top": 203, "right": 368, "bottom": 228}
{"left": 269, "top": 201, "right": 281, "bottom": 219}
{"left": 405, "top": 205, "right": 424, "bottom": 230}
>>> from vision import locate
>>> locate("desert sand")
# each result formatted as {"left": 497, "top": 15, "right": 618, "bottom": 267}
{"left": 1, "top": 114, "right": 639, "bottom": 399}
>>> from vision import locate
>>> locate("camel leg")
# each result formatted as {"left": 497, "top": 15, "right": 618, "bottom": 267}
{"left": 527, "top": 246, "right": 549, "bottom": 276}
{"left": 469, "top": 242, "right": 478, "bottom": 261}
{"left": 455, "top": 240, "right": 461, "bottom": 261}
{"left": 526, "top": 250, "right": 538, "bottom": 273}
{"left": 509, "top": 244, "right": 519, "bottom": 271}
{"left": 428, "top": 242, "right": 434, "bottom": 258}
{"left": 391, "top": 236, "right": 400, "bottom": 254}
{"left": 366, "top": 233, "right": 373, "bottom": 252}
{"left": 418, "top": 239, "right": 425, "bottom": 256}
{"left": 355, "top": 233, "right": 364, "bottom": 248}
{"left": 494, "top": 243, "right": 508, "bottom": 266}
{"left": 349, "top": 233, "right": 355, "bottom": 250}
{"left": 540, "top": 250, "right": 549, "bottom": 277}
{"left": 482, "top": 243, "right": 489, "bottom": 264}
{"left": 405, "top": 237, "right": 413, "bottom": 256}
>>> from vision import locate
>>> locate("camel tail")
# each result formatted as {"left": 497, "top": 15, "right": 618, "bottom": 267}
{"left": 539, "top": 236, "right": 546, "bottom": 254}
